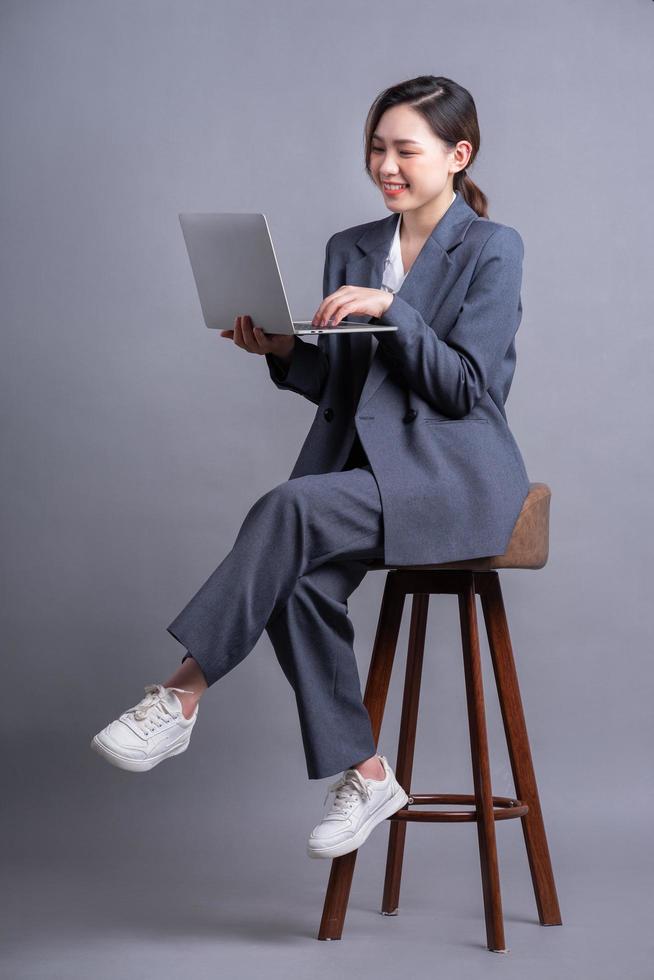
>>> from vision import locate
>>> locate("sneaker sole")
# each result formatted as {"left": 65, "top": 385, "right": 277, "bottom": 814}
{"left": 90, "top": 730, "right": 192, "bottom": 772}
{"left": 306, "top": 783, "right": 409, "bottom": 859}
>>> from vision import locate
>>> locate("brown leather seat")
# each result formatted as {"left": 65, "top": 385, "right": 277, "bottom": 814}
{"left": 365, "top": 482, "right": 550, "bottom": 572}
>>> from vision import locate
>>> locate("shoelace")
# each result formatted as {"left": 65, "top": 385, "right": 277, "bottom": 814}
{"left": 323, "top": 767, "right": 374, "bottom": 815}
{"left": 126, "top": 683, "right": 194, "bottom": 733}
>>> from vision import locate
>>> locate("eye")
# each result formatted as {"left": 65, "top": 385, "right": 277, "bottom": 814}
{"left": 371, "top": 147, "right": 415, "bottom": 156}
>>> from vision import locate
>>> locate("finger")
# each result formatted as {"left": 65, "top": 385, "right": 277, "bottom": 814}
{"left": 220, "top": 330, "right": 234, "bottom": 338}
{"left": 322, "top": 288, "right": 356, "bottom": 325}
{"left": 320, "top": 302, "right": 346, "bottom": 326}
{"left": 247, "top": 315, "right": 265, "bottom": 345}
{"left": 331, "top": 300, "right": 363, "bottom": 326}
{"left": 330, "top": 306, "right": 349, "bottom": 327}
{"left": 252, "top": 325, "right": 267, "bottom": 349}
{"left": 233, "top": 317, "right": 246, "bottom": 349}
{"left": 312, "top": 286, "right": 349, "bottom": 325}
{"left": 312, "top": 303, "right": 333, "bottom": 326}
{"left": 240, "top": 315, "right": 260, "bottom": 352}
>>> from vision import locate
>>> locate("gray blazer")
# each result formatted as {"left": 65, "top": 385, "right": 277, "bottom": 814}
{"left": 265, "top": 190, "right": 530, "bottom": 566}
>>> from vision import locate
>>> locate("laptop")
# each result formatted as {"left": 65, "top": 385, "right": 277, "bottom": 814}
{"left": 178, "top": 212, "right": 398, "bottom": 336}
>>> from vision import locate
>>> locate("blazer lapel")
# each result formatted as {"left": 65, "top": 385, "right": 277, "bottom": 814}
{"left": 345, "top": 191, "right": 478, "bottom": 411}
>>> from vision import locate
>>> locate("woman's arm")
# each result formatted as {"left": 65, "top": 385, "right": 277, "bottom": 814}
{"left": 265, "top": 236, "right": 334, "bottom": 405}
{"left": 373, "top": 226, "right": 524, "bottom": 418}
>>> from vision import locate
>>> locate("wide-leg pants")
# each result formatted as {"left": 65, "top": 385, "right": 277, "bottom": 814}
{"left": 166, "top": 436, "right": 386, "bottom": 780}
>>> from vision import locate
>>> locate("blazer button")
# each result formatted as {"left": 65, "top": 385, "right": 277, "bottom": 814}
{"left": 323, "top": 407, "right": 334, "bottom": 422}
{"left": 403, "top": 409, "right": 418, "bottom": 423}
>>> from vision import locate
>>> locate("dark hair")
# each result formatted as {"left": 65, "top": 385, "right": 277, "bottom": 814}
{"left": 363, "top": 75, "right": 488, "bottom": 218}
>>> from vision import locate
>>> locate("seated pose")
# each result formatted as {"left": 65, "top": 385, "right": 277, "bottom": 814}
{"left": 91, "top": 74, "right": 530, "bottom": 862}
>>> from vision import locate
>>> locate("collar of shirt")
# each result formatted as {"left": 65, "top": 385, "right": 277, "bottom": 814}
{"left": 382, "top": 189, "right": 457, "bottom": 294}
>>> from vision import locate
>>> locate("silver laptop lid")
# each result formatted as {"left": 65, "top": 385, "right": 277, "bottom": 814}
{"left": 179, "top": 212, "right": 300, "bottom": 334}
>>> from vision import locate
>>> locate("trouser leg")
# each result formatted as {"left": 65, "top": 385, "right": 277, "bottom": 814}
{"left": 166, "top": 465, "right": 384, "bottom": 691}
{"left": 265, "top": 557, "right": 381, "bottom": 780}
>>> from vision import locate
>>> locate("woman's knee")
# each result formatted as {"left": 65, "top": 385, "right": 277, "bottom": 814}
{"left": 255, "top": 477, "right": 312, "bottom": 520}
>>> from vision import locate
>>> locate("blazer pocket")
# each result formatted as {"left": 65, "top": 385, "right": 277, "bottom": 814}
{"left": 423, "top": 418, "right": 489, "bottom": 424}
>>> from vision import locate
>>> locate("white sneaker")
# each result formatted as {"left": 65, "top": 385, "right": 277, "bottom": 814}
{"left": 307, "top": 754, "right": 409, "bottom": 859}
{"left": 90, "top": 684, "right": 198, "bottom": 772}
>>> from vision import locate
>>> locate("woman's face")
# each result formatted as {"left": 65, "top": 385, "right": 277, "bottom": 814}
{"left": 369, "top": 104, "right": 470, "bottom": 211}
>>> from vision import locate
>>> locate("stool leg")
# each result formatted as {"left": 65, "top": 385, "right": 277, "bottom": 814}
{"left": 480, "top": 572, "right": 562, "bottom": 926}
{"left": 459, "top": 575, "right": 507, "bottom": 953}
{"left": 381, "top": 591, "right": 429, "bottom": 914}
{"left": 317, "top": 571, "right": 406, "bottom": 940}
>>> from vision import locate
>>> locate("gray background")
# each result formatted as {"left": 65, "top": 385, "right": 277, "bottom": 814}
{"left": 2, "top": 0, "right": 652, "bottom": 977}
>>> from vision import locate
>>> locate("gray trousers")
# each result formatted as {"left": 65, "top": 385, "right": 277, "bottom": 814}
{"left": 166, "top": 435, "right": 385, "bottom": 780}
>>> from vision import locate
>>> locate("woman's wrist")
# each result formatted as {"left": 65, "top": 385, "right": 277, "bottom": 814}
{"left": 273, "top": 337, "right": 295, "bottom": 365}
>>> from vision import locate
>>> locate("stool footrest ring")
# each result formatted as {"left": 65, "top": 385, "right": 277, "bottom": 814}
{"left": 389, "top": 792, "right": 528, "bottom": 822}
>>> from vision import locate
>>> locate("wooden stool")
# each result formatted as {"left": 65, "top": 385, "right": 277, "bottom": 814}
{"left": 317, "top": 482, "right": 562, "bottom": 952}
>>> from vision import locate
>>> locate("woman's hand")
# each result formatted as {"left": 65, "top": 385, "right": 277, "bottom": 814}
{"left": 220, "top": 315, "right": 295, "bottom": 362}
{"left": 311, "top": 286, "right": 394, "bottom": 327}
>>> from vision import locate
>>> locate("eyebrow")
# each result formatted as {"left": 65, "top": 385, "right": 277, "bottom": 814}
{"left": 371, "top": 135, "right": 423, "bottom": 145}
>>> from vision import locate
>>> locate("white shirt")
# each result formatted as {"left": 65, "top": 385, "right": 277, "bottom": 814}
{"left": 369, "top": 190, "right": 457, "bottom": 369}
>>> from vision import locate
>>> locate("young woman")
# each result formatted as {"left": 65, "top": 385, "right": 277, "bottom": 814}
{"left": 91, "top": 75, "right": 530, "bottom": 861}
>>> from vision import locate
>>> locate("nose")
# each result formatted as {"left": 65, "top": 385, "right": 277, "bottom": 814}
{"left": 379, "top": 163, "right": 401, "bottom": 178}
